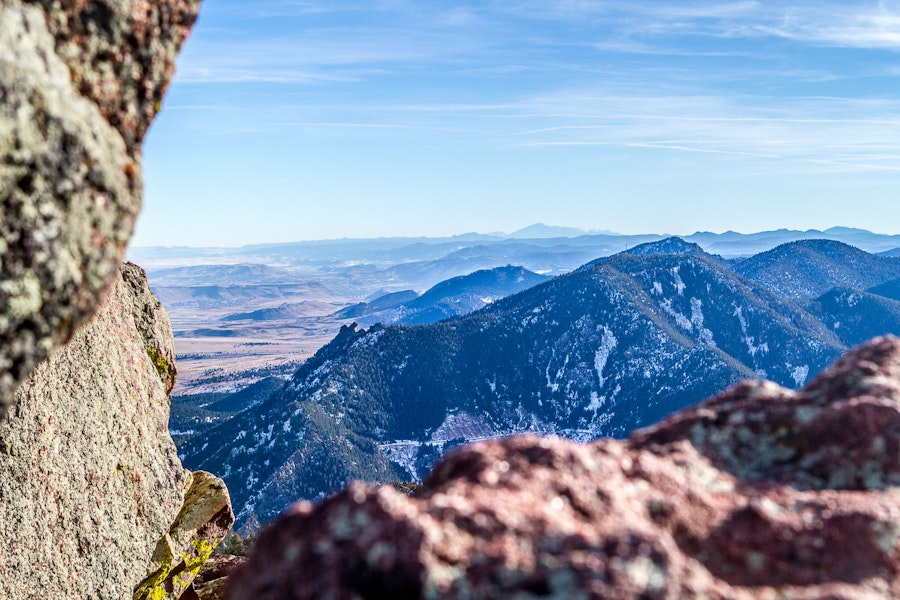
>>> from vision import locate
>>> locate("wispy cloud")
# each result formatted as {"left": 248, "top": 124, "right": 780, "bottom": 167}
{"left": 349, "top": 88, "right": 900, "bottom": 173}
{"left": 504, "top": 89, "right": 900, "bottom": 172}
{"left": 167, "top": 0, "right": 900, "bottom": 174}
{"left": 761, "top": 9, "right": 900, "bottom": 49}
{"left": 490, "top": 1, "right": 900, "bottom": 51}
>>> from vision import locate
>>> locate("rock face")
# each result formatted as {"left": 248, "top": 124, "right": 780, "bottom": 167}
{"left": 227, "top": 336, "right": 900, "bottom": 599}
{"left": 0, "top": 264, "right": 231, "bottom": 600}
{"left": 0, "top": 0, "right": 200, "bottom": 416}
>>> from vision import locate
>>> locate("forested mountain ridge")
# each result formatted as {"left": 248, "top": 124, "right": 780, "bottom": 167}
{"left": 181, "top": 247, "right": 847, "bottom": 529}
{"left": 734, "top": 239, "right": 900, "bottom": 299}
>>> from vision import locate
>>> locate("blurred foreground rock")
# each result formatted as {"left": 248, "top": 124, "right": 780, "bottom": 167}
{"left": 0, "top": 264, "right": 232, "bottom": 599}
{"left": 228, "top": 337, "right": 900, "bottom": 600}
{"left": 0, "top": 0, "right": 199, "bottom": 416}
{"left": 184, "top": 555, "right": 248, "bottom": 600}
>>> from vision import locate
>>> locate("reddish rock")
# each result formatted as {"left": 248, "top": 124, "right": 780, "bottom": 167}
{"left": 32, "top": 0, "right": 201, "bottom": 150}
{"left": 225, "top": 337, "right": 900, "bottom": 599}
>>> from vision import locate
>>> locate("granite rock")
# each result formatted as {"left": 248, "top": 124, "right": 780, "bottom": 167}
{"left": 0, "top": 0, "right": 199, "bottom": 416}
{"left": 227, "top": 337, "right": 900, "bottom": 600}
{"left": 0, "top": 264, "right": 216, "bottom": 599}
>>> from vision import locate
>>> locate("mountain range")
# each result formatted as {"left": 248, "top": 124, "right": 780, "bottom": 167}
{"left": 177, "top": 237, "right": 900, "bottom": 530}
{"left": 132, "top": 226, "right": 900, "bottom": 300}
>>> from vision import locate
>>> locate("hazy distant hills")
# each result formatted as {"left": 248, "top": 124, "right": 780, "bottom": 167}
{"left": 333, "top": 266, "right": 551, "bottom": 327}
{"left": 131, "top": 225, "right": 900, "bottom": 271}
{"left": 133, "top": 226, "right": 900, "bottom": 305}
{"left": 147, "top": 264, "right": 298, "bottom": 285}
{"left": 686, "top": 226, "right": 900, "bottom": 257}
{"left": 335, "top": 290, "right": 419, "bottom": 319}
{"left": 733, "top": 239, "right": 900, "bottom": 299}
{"left": 401, "top": 265, "right": 551, "bottom": 324}
{"left": 181, "top": 240, "right": 854, "bottom": 528}
{"left": 153, "top": 282, "right": 339, "bottom": 310}
{"left": 507, "top": 223, "right": 617, "bottom": 238}
{"left": 223, "top": 301, "right": 341, "bottom": 322}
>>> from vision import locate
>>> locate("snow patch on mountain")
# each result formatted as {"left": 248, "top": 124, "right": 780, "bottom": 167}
{"left": 734, "top": 305, "right": 769, "bottom": 358}
{"left": 791, "top": 365, "right": 810, "bottom": 387}
{"left": 594, "top": 327, "right": 618, "bottom": 389}
{"left": 660, "top": 298, "right": 692, "bottom": 331}
{"left": 690, "top": 298, "right": 716, "bottom": 346}
{"left": 432, "top": 413, "right": 496, "bottom": 443}
{"left": 671, "top": 266, "right": 686, "bottom": 295}
{"left": 379, "top": 442, "right": 424, "bottom": 479}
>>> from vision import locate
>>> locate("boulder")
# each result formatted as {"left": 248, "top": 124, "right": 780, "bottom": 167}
{"left": 0, "top": 0, "right": 200, "bottom": 416}
{"left": 0, "top": 264, "right": 230, "bottom": 599}
{"left": 226, "top": 337, "right": 900, "bottom": 600}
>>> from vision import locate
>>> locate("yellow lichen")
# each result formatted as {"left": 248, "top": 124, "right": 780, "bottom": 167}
{"left": 132, "top": 538, "right": 222, "bottom": 600}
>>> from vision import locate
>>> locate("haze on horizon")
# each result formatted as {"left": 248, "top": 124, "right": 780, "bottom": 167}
{"left": 134, "top": 1, "right": 900, "bottom": 247}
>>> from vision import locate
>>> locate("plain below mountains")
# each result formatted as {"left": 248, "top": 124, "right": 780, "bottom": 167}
{"left": 169, "top": 266, "right": 552, "bottom": 433}
{"left": 177, "top": 238, "right": 900, "bottom": 530}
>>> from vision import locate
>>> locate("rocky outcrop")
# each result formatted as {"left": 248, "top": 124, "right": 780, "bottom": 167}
{"left": 0, "top": 264, "right": 231, "bottom": 599}
{"left": 0, "top": 0, "right": 200, "bottom": 416}
{"left": 135, "top": 471, "right": 235, "bottom": 600}
{"left": 227, "top": 336, "right": 900, "bottom": 599}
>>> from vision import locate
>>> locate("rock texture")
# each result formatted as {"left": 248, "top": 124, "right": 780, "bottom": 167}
{"left": 0, "top": 0, "right": 200, "bottom": 416}
{"left": 227, "top": 336, "right": 900, "bottom": 600}
{"left": 0, "top": 264, "right": 228, "bottom": 599}
{"left": 135, "top": 471, "right": 235, "bottom": 600}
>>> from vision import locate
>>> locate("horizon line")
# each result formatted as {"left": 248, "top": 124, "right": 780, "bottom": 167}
{"left": 127, "top": 224, "right": 897, "bottom": 250}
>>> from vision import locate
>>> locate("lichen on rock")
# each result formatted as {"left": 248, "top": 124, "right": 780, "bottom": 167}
{"left": 0, "top": 0, "right": 199, "bottom": 417}
{"left": 122, "top": 261, "right": 178, "bottom": 394}
{"left": 135, "top": 470, "right": 235, "bottom": 600}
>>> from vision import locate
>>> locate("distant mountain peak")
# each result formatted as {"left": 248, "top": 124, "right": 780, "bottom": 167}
{"left": 824, "top": 226, "right": 873, "bottom": 235}
{"left": 767, "top": 238, "right": 864, "bottom": 254}
{"left": 578, "top": 236, "right": 723, "bottom": 272}
{"left": 619, "top": 237, "right": 708, "bottom": 257}
{"left": 508, "top": 223, "right": 618, "bottom": 239}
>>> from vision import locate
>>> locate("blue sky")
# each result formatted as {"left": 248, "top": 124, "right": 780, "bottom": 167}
{"left": 134, "top": 1, "right": 900, "bottom": 246}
